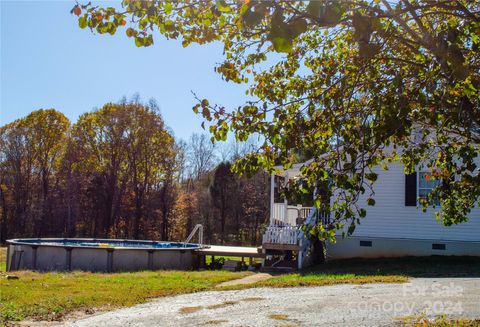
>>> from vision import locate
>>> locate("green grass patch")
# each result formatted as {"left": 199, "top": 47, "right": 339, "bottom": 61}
{"left": 205, "top": 255, "right": 242, "bottom": 265}
{"left": 222, "top": 256, "right": 480, "bottom": 290}
{"left": 205, "top": 255, "right": 262, "bottom": 269}
{"left": 0, "top": 245, "right": 249, "bottom": 324}
{"left": 0, "top": 247, "right": 6, "bottom": 272}
{"left": 402, "top": 315, "right": 480, "bottom": 326}
{"left": 416, "top": 318, "right": 480, "bottom": 327}
{"left": 257, "top": 272, "right": 407, "bottom": 288}
{"left": 316, "top": 256, "right": 480, "bottom": 278}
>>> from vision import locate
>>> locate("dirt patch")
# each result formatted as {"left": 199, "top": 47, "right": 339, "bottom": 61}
{"left": 269, "top": 314, "right": 289, "bottom": 321}
{"left": 17, "top": 308, "right": 99, "bottom": 326}
{"left": 178, "top": 306, "right": 203, "bottom": 314}
{"left": 207, "top": 300, "right": 239, "bottom": 309}
{"left": 242, "top": 296, "right": 265, "bottom": 302}
{"left": 216, "top": 273, "right": 272, "bottom": 288}
{"left": 203, "top": 320, "right": 229, "bottom": 325}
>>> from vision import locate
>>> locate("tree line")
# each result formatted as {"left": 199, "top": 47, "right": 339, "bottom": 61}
{"left": 0, "top": 100, "right": 269, "bottom": 245}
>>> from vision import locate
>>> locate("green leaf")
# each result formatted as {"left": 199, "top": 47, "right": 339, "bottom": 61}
{"left": 164, "top": 2, "right": 173, "bottom": 14}
{"left": 347, "top": 223, "right": 356, "bottom": 235}
{"left": 78, "top": 16, "right": 87, "bottom": 29}
{"left": 289, "top": 18, "right": 308, "bottom": 38}
{"left": 135, "top": 37, "right": 144, "bottom": 47}
{"left": 307, "top": 1, "right": 344, "bottom": 26}
{"left": 242, "top": 10, "right": 263, "bottom": 28}
{"left": 216, "top": 0, "right": 231, "bottom": 13}
{"left": 306, "top": 1, "right": 321, "bottom": 17}
{"left": 126, "top": 28, "right": 136, "bottom": 38}
{"left": 270, "top": 34, "right": 292, "bottom": 53}
{"left": 365, "top": 172, "right": 378, "bottom": 182}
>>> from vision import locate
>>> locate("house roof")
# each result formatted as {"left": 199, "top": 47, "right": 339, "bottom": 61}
{"left": 274, "top": 159, "right": 313, "bottom": 178}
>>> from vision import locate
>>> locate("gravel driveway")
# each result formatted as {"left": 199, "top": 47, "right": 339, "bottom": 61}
{"left": 68, "top": 278, "right": 480, "bottom": 327}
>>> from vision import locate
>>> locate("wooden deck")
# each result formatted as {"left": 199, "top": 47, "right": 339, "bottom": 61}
{"left": 195, "top": 245, "right": 265, "bottom": 258}
{"left": 262, "top": 242, "right": 300, "bottom": 251}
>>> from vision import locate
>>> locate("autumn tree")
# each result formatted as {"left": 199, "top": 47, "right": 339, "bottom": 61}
{"left": 125, "top": 103, "right": 175, "bottom": 239}
{"left": 0, "top": 109, "right": 70, "bottom": 239}
{"left": 23, "top": 110, "right": 70, "bottom": 235}
{"left": 170, "top": 189, "right": 198, "bottom": 241}
{"left": 156, "top": 141, "right": 187, "bottom": 240}
{"left": 70, "top": 102, "right": 175, "bottom": 238}
{"left": 76, "top": 1, "right": 480, "bottom": 239}
{"left": 0, "top": 121, "right": 31, "bottom": 240}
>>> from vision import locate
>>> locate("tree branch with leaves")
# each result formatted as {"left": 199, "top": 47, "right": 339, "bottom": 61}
{"left": 74, "top": 0, "right": 480, "bottom": 240}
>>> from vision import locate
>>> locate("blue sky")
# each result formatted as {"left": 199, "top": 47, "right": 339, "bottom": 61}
{"left": 0, "top": 0, "right": 250, "bottom": 140}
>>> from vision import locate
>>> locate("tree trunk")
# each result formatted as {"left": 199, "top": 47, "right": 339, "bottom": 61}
{"left": 133, "top": 191, "right": 142, "bottom": 239}
{"left": 0, "top": 186, "right": 7, "bottom": 243}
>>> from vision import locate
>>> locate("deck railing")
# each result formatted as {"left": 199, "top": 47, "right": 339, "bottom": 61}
{"left": 262, "top": 225, "right": 300, "bottom": 245}
{"left": 264, "top": 207, "right": 331, "bottom": 245}
{"left": 271, "top": 203, "right": 314, "bottom": 226}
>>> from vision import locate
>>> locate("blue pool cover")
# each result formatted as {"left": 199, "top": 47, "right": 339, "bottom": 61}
{"left": 14, "top": 239, "right": 199, "bottom": 249}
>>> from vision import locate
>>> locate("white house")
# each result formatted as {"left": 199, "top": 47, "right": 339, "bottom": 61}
{"left": 262, "top": 160, "right": 480, "bottom": 269}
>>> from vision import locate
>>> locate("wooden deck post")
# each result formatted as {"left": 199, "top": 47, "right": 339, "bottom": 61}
{"left": 298, "top": 249, "right": 303, "bottom": 270}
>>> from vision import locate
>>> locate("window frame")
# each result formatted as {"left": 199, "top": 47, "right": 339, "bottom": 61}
{"left": 417, "top": 171, "right": 441, "bottom": 206}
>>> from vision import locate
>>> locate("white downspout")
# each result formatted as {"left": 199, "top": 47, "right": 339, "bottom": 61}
{"left": 270, "top": 173, "right": 275, "bottom": 226}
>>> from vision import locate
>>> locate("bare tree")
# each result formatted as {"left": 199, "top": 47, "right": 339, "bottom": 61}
{"left": 187, "top": 133, "right": 217, "bottom": 180}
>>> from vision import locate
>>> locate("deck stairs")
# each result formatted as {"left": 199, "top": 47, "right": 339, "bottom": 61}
{"left": 262, "top": 208, "right": 322, "bottom": 270}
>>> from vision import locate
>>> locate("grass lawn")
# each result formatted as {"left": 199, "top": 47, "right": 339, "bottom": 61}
{"left": 204, "top": 254, "right": 263, "bottom": 268}
{"left": 421, "top": 319, "right": 480, "bottom": 327}
{"left": 406, "top": 316, "right": 480, "bottom": 327}
{"left": 0, "top": 247, "right": 250, "bottom": 323}
{"left": 223, "top": 255, "right": 480, "bottom": 289}
{"left": 0, "top": 247, "right": 5, "bottom": 272}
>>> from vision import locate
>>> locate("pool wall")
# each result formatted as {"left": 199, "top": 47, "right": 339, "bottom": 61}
{"left": 6, "top": 238, "right": 200, "bottom": 272}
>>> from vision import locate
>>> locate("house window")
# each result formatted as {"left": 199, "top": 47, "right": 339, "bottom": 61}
{"left": 418, "top": 172, "right": 441, "bottom": 205}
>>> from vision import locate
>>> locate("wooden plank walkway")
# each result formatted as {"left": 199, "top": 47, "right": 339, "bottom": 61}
{"left": 195, "top": 245, "right": 265, "bottom": 258}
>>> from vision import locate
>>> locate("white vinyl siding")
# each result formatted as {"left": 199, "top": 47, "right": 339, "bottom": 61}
{"left": 339, "top": 162, "right": 480, "bottom": 242}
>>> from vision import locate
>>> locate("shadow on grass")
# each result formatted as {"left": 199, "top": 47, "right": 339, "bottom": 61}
{"left": 302, "top": 256, "right": 480, "bottom": 278}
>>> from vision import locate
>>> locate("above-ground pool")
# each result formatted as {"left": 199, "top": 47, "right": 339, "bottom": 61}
{"left": 6, "top": 238, "right": 202, "bottom": 272}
